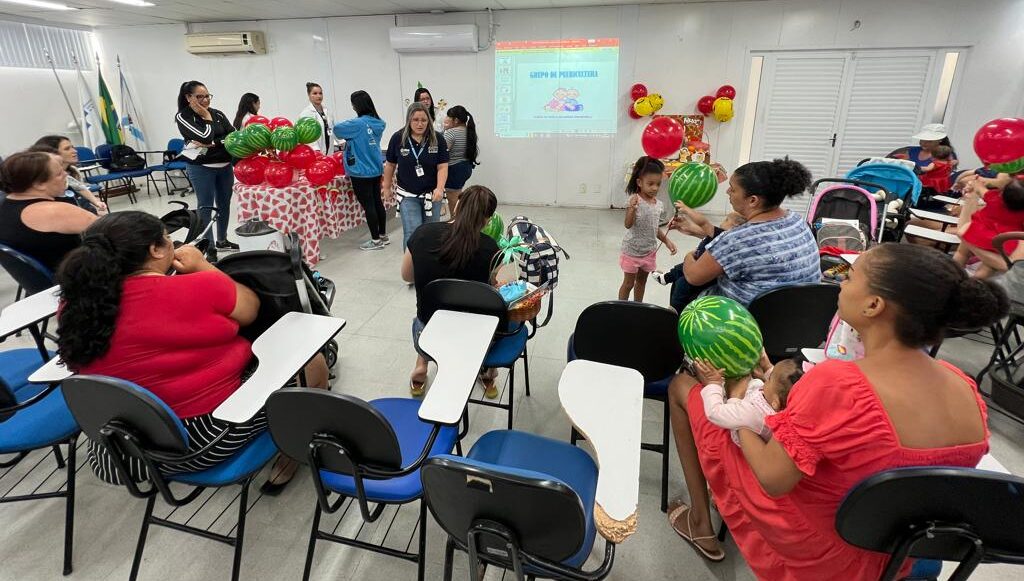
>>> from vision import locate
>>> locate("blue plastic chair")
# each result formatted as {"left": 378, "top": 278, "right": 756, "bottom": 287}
{"left": 87, "top": 144, "right": 153, "bottom": 203}
{"left": 61, "top": 375, "right": 277, "bottom": 581}
{"left": 266, "top": 388, "right": 459, "bottom": 581}
{"left": 565, "top": 300, "right": 683, "bottom": 513}
{"left": 422, "top": 430, "right": 616, "bottom": 580}
{"left": 0, "top": 243, "right": 55, "bottom": 304}
{"left": 0, "top": 311, "right": 79, "bottom": 576}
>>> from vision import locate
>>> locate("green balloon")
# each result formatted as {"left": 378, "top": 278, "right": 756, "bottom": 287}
{"left": 677, "top": 295, "right": 763, "bottom": 379}
{"left": 295, "top": 116, "right": 323, "bottom": 145}
{"left": 271, "top": 126, "right": 298, "bottom": 152}
{"left": 668, "top": 162, "right": 718, "bottom": 209}
{"left": 243, "top": 123, "right": 272, "bottom": 150}
{"left": 482, "top": 212, "right": 505, "bottom": 243}
{"left": 224, "top": 131, "right": 255, "bottom": 158}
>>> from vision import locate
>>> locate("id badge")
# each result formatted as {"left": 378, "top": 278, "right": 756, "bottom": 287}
{"left": 415, "top": 164, "right": 425, "bottom": 177}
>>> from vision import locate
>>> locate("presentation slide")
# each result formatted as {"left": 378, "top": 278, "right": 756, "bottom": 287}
{"left": 494, "top": 38, "right": 619, "bottom": 138}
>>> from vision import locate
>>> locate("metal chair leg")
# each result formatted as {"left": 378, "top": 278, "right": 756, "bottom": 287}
{"left": 129, "top": 495, "right": 157, "bottom": 581}
{"left": 52, "top": 444, "right": 66, "bottom": 469}
{"left": 62, "top": 436, "right": 77, "bottom": 576}
{"left": 570, "top": 426, "right": 580, "bottom": 446}
{"left": 230, "top": 480, "right": 251, "bottom": 581}
{"left": 507, "top": 365, "right": 515, "bottom": 430}
{"left": 522, "top": 344, "right": 531, "bottom": 397}
{"left": 417, "top": 500, "right": 427, "bottom": 581}
{"left": 442, "top": 536, "right": 455, "bottom": 581}
{"left": 301, "top": 501, "right": 322, "bottom": 581}
{"left": 661, "top": 400, "right": 670, "bottom": 513}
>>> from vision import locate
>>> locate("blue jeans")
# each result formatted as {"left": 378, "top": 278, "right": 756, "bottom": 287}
{"left": 185, "top": 164, "right": 234, "bottom": 241}
{"left": 400, "top": 195, "right": 441, "bottom": 249}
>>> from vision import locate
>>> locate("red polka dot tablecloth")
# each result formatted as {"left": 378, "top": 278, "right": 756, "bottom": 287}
{"left": 234, "top": 176, "right": 394, "bottom": 266}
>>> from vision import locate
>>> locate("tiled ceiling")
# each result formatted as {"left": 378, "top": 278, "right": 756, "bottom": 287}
{"left": 0, "top": 0, "right": 749, "bottom": 28}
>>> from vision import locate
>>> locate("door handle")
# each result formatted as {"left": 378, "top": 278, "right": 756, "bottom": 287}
{"left": 830, "top": 133, "right": 837, "bottom": 147}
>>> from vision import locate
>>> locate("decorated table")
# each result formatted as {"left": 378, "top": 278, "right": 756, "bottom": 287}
{"left": 234, "top": 176, "right": 394, "bottom": 267}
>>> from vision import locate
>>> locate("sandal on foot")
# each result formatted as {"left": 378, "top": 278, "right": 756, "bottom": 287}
{"left": 669, "top": 503, "right": 725, "bottom": 562}
{"left": 478, "top": 371, "right": 499, "bottom": 399}
{"left": 410, "top": 377, "right": 426, "bottom": 397}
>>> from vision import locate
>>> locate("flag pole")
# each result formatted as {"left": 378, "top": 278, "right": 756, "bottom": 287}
{"left": 45, "top": 49, "right": 85, "bottom": 138}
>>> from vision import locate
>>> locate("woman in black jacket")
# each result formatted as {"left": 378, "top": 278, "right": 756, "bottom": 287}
{"left": 175, "top": 80, "right": 238, "bottom": 261}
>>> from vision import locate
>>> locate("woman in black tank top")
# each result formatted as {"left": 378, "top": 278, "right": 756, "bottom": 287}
{"left": 0, "top": 151, "right": 96, "bottom": 272}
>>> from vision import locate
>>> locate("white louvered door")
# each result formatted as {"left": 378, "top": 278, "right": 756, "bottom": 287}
{"left": 749, "top": 53, "right": 849, "bottom": 214}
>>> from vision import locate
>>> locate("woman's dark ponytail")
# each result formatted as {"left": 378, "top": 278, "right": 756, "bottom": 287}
{"left": 440, "top": 185, "right": 497, "bottom": 270}
{"left": 177, "top": 81, "right": 205, "bottom": 112}
{"left": 447, "top": 106, "right": 479, "bottom": 165}
{"left": 57, "top": 212, "right": 167, "bottom": 369}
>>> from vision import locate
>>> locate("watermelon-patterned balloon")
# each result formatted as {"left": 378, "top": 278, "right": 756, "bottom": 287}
{"left": 224, "top": 130, "right": 255, "bottom": 158}
{"left": 678, "top": 295, "right": 763, "bottom": 378}
{"left": 668, "top": 162, "right": 718, "bottom": 208}
{"left": 481, "top": 212, "right": 505, "bottom": 243}
{"left": 294, "top": 116, "right": 323, "bottom": 145}
{"left": 271, "top": 126, "right": 299, "bottom": 152}
{"left": 242, "top": 123, "right": 272, "bottom": 151}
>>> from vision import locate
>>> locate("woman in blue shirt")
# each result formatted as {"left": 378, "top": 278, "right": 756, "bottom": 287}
{"left": 382, "top": 103, "right": 449, "bottom": 249}
{"left": 334, "top": 91, "right": 388, "bottom": 250}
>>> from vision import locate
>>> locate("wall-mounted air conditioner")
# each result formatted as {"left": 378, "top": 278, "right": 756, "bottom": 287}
{"left": 185, "top": 31, "right": 266, "bottom": 55}
{"left": 389, "top": 25, "right": 479, "bottom": 53}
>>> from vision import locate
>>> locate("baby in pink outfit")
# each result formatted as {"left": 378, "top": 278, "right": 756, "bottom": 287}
{"left": 694, "top": 358, "right": 804, "bottom": 445}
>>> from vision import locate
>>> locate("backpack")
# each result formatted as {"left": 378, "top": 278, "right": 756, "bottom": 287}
{"left": 108, "top": 145, "right": 146, "bottom": 171}
{"left": 505, "top": 216, "right": 569, "bottom": 289}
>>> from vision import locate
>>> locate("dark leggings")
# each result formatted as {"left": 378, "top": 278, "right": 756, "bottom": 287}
{"left": 350, "top": 175, "right": 387, "bottom": 240}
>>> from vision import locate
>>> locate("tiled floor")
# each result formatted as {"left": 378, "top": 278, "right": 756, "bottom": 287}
{"left": 1, "top": 185, "right": 1022, "bottom": 580}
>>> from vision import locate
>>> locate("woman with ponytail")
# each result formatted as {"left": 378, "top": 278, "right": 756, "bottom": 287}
{"left": 58, "top": 212, "right": 328, "bottom": 490}
{"left": 442, "top": 105, "right": 479, "bottom": 213}
{"left": 401, "top": 185, "right": 499, "bottom": 397}
{"left": 665, "top": 243, "right": 1005, "bottom": 577}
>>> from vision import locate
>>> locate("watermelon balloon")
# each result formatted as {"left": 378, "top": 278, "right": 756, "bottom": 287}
{"left": 481, "top": 212, "right": 505, "bottom": 242}
{"left": 271, "top": 126, "right": 299, "bottom": 152}
{"left": 242, "top": 123, "right": 272, "bottom": 150}
{"left": 224, "top": 131, "right": 255, "bottom": 158}
{"left": 678, "top": 295, "right": 763, "bottom": 379}
{"left": 295, "top": 117, "right": 323, "bottom": 145}
{"left": 669, "top": 162, "right": 718, "bottom": 208}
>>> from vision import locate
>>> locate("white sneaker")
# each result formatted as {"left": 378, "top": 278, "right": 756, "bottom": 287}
{"left": 380, "top": 235, "right": 391, "bottom": 246}
{"left": 359, "top": 239, "right": 385, "bottom": 251}
{"left": 652, "top": 271, "right": 669, "bottom": 286}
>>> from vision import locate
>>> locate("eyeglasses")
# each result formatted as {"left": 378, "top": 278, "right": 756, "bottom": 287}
{"left": 192, "top": 94, "right": 213, "bottom": 101}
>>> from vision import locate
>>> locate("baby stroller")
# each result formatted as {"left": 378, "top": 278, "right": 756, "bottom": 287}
{"left": 846, "top": 162, "right": 922, "bottom": 241}
{"left": 159, "top": 200, "right": 213, "bottom": 253}
{"left": 806, "top": 179, "right": 883, "bottom": 279}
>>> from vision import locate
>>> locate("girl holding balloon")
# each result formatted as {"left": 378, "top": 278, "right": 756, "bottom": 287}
{"left": 619, "top": 155, "right": 677, "bottom": 302}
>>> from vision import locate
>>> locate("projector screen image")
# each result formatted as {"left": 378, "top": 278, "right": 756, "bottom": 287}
{"left": 494, "top": 38, "right": 619, "bottom": 138}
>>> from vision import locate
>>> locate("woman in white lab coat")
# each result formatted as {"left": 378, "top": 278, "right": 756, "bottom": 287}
{"left": 298, "top": 82, "right": 334, "bottom": 153}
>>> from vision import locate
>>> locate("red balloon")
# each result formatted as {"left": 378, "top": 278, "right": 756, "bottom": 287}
{"left": 330, "top": 151, "right": 347, "bottom": 176}
{"left": 269, "top": 117, "right": 294, "bottom": 131}
{"left": 322, "top": 153, "right": 343, "bottom": 176}
{"left": 233, "top": 157, "right": 265, "bottom": 186}
{"left": 286, "top": 144, "right": 316, "bottom": 170}
{"left": 628, "top": 105, "right": 642, "bottom": 120}
{"left": 974, "top": 118, "right": 1024, "bottom": 167}
{"left": 244, "top": 115, "right": 270, "bottom": 127}
{"left": 265, "top": 162, "right": 294, "bottom": 188}
{"left": 716, "top": 85, "right": 737, "bottom": 100}
{"left": 630, "top": 83, "right": 648, "bottom": 101}
{"left": 641, "top": 117, "right": 685, "bottom": 159}
{"left": 306, "top": 159, "right": 336, "bottom": 187}
{"left": 248, "top": 154, "right": 270, "bottom": 171}
{"left": 697, "top": 96, "right": 716, "bottom": 116}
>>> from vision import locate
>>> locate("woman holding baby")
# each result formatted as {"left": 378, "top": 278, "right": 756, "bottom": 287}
{"left": 665, "top": 243, "right": 1007, "bottom": 580}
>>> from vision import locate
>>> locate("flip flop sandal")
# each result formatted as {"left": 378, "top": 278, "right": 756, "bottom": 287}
{"left": 410, "top": 377, "right": 426, "bottom": 397}
{"left": 668, "top": 503, "right": 726, "bottom": 562}
{"left": 478, "top": 374, "right": 499, "bottom": 399}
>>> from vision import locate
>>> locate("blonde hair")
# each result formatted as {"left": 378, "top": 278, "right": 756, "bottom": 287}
{"left": 400, "top": 102, "right": 438, "bottom": 149}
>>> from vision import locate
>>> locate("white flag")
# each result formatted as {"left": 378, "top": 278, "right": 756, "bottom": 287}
{"left": 75, "top": 64, "right": 104, "bottom": 150}
{"left": 118, "top": 60, "right": 147, "bottom": 150}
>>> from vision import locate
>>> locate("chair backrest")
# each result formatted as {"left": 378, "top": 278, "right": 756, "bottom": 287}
{"left": 0, "top": 243, "right": 55, "bottom": 296}
{"left": 421, "top": 455, "right": 588, "bottom": 564}
{"left": 166, "top": 138, "right": 185, "bottom": 154}
{"left": 75, "top": 147, "right": 97, "bottom": 164}
{"left": 421, "top": 279, "right": 509, "bottom": 328}
{"left": 266, "top": 388, "right": 403, "bottom": 475}
{"left": 0, "top": 377, "right": 16, "bottom": 423}
{"left": 748, "top": 283, "right": 840, "bottom": 362}
{"left": 94, "top": 144, "right": 113, "bottom": 169}
{"left": 62, "top": 375, "right": 188, "bottom": 456}
{"left": 571, "top": 301, "right": 683, "bottom": 383}
{"left": 836, "top": 467, "right": 1024, "bottom": 563}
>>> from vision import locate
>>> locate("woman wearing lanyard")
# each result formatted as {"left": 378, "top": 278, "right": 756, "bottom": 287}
{"left": 299, "top": 82, "right": 333, "bottom": 153}
{"left": 383, "top": 102, "right": 449, "bottom": 249}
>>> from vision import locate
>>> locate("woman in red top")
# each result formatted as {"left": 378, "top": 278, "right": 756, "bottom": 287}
{"left": 664, "top": 243, "right": 1007, "bottom": 579}
{"left": 57, "top": 211, "right": 328, "bottom": 490}
{"left": 955, "top": 177, "right": 1024, "bottom": 278}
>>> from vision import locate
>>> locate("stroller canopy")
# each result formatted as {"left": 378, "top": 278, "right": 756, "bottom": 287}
{"left": 845, "top": 162, "right": 922, "bottom": 207}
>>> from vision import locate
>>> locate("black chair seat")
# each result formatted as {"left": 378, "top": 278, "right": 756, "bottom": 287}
{"left": 748, "top": 283, "right": 840, "bottom": 362}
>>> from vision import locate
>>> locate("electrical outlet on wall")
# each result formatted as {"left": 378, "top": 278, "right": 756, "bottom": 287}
{"left": 578, "top": 183, "right": 586, "bottom": 194}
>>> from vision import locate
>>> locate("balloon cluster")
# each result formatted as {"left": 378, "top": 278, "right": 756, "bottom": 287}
{"left": 697, "top": 85, "right": 736, "bottom": 123}
{"left": 226, "top": 116, "right": 346, "bottom": 188}
{"left": 974, "top": 118, "right": 1024, "bottom": 175}
{"left": 628, "top": 83, "right": 665, "bottom": 119}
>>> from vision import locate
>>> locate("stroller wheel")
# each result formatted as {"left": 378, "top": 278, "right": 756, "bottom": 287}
{"left": 323, "top": 339, "right": 339, "bottom": 370}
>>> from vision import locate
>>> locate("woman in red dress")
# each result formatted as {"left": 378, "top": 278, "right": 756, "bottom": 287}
{"left": 665, "top": 243, "right": 1008, "bottom": 580}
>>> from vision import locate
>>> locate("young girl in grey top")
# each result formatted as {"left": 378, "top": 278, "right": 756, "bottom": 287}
{"left": 620, "top": 156, "right": 677, "bottom": 301}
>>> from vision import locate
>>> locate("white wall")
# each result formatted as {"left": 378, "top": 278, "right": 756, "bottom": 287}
{"left": 0, "top": 67, "right": 85, "bottom": 157}
{"left": 85, "top": 0, "right": 1024, "bottom": 213}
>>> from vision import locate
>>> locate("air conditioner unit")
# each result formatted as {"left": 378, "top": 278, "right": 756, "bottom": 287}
{"left": 185, "top": 31, "right": 266, "bottom": 55}
{"left": 389, "top": 25, "right": 479, "bottom": 53}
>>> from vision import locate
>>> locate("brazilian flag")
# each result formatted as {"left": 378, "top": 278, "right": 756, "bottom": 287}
{"left": 97, "top": 69, "right": 122, "bottom": 146}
